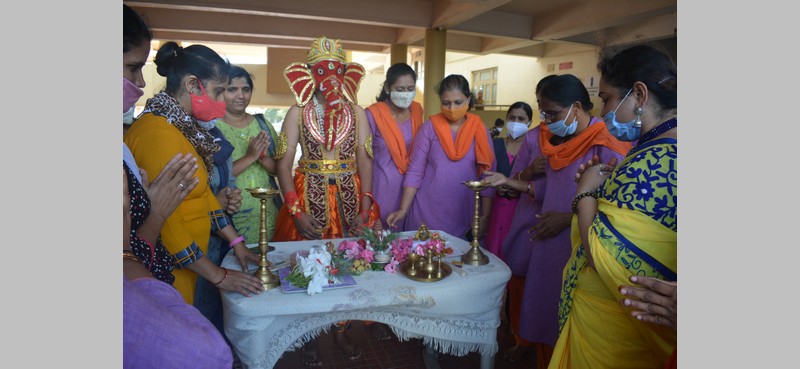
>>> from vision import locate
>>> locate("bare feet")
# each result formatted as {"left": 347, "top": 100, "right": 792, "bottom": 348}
{"left": 503, "top": 345, "right": 534, "bottom": 363}
{"left": 301, "top": 339, "right": 322, "bottom": 367}
{"left": 334, "top": 331, "right": 363, "bottom": 360}
{"left": 368, "top": 323, "right": 394, "bottom": 341}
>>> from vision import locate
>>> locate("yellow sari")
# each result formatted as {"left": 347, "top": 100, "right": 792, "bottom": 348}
{"left": 549, "top": 139, "right": 677, "bottom": 369}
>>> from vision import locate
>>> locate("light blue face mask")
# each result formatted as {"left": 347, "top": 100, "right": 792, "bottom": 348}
{"left": 197, "top": 118, "right": 218, "bottom": 130}
{"left": 603, "top": 89, "right": 641, "bottom": 142}
{"left": 546, "top": 104, "right": 576, "bottom": 137}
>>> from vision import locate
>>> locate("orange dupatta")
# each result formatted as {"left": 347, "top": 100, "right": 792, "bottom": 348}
{"left": 366, "top": 101, "right": 423, "bottom": 174}
{"left": 430, "top": 112, "right": 494, "bottom": 175}
{"left": 539, "top": 120, "right": 631, "bottom": 170}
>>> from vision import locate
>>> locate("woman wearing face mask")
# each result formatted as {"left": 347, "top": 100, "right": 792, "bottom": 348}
{"left": 482, "top": 73, "right": 629, "bottom": 369}
{"left": 124, "top": 41, "right": 265, "bottom": 303}
{"left": 550, "top": 45, "right": 677, "bottom": 369}
{"left": 365, "top": 63, "right": 424, "bottom": 229}
{"left": 483, "top": 101, "right": 533, "bottom": 259}
{"left": 122, "top": 4, "right": 200, "bottom": 284}
{"left": 385, "top": 74, "right": 495, "bottom": 240}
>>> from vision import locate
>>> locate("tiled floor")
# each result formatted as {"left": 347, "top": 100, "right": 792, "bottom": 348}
{"left": 268, "top": 317, "right": 537, "bottom": 369}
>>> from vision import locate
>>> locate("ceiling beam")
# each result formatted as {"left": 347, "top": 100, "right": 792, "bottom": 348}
{"left": 132, "top": 6, "right": 398, "bottom": 47}
{"left": 532, "top": 0, "right": 676, "bottom": 41}
{"left": 126, "top": 0, "right": 433, "bottom": 28}
{"left": 595, "top": 12, "right": 677, "bottom": 46}
{"left": 150, "top": 31, "right": 386, "bottom": 53}
{"left": 450, "top": 10, "right": 532, "bottom": 39}
{"left": 431, "top": 0, "right": 511, "bottom": 29}
{"left": 479, "top": 37, "right": 538, "bottom": 54}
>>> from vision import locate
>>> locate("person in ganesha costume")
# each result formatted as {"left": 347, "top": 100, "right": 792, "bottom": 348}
{"left": 272, "top": 36, "right": 379, "bottom": 242}
{"left": 271, "top": 36, "right": 379, "bottom": 366}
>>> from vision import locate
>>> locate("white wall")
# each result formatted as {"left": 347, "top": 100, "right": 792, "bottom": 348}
{"left": 444, "top": 52, "right": 540, "bottom": 108}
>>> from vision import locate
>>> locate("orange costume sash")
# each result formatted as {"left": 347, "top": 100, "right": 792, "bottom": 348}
{"left": 430, "top": 112, "right": 494, "bottom": 175}
{"left": 272, "top": 170, "right": 379, "bottom": 241}
{"left": 366, "top": 101, "right": 423, "bottom": 174}
{"left": 539, "top": 120, "right": 631, "bottom": 170}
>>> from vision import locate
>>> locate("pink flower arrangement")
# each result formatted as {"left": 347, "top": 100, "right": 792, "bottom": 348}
{"left": 332, "top": 239, "right": 374, "bottom": 275}
{"left": 378, "top": 237, "right": 413, "bottom": 274}
{"left": 414, "top": 238, "right": 445, "bottom": 256}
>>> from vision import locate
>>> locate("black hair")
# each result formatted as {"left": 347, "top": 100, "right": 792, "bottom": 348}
{"left": 123, "top": 4, "right": 151, "bottom": 53}
{"left": 597, "top": 44, "right": 676, "bottom": 110}
{"left": 539, "top": 74, "right": 594, "bottom": 112}
{"left": 506, "top": 101, "right": 533, "bottom": 121}
{"left": 434, "top": 74, "right": 474, "bottom": 109}
{"left": 228, "top": 65, "right": 254, "bottom": 89}
{"left": 494, "top": 118, "right": 505, "bottom": 127}
{"left": 154, "top": 41, "right": 230, "bottom": 96}
{"left": 376, "top": 63, "right": 417, "bottom": 102}
{"left": 536, "top": 74, "right": 557, "bottom": 94}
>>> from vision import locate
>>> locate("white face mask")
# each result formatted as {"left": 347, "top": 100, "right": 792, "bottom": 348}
{"left": 123, "top": 106, "right": 136, "bottom": 125}
{"left": 390, "top": 90, "right": 415, "bottom": 109}
{"left": 506, "top": 121, "right": 529, "bottom": 139}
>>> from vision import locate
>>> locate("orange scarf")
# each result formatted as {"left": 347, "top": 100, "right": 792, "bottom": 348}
{"left": 367, "top": 101, "right": 423, "bottom": 174}
{"left": 539, "top": 119, "right": 631, "bottom": 170}
{"left": 430, "top": 112, "right": 494, "bottom": 175}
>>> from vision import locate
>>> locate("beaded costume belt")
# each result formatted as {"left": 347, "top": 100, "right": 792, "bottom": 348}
{"left": 297, "top": 159, "right": 356, "bottom": 174}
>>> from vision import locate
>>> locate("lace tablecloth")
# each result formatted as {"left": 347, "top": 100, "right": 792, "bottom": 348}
{"left": 221, "top": 231, "right": 511, "bottom": 369}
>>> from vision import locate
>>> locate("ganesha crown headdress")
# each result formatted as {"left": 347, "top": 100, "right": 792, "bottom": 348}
{"left": 307, "top": 36, "right": 346, "bottom": 64}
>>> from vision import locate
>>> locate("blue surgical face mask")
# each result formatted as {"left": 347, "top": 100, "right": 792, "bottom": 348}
{"left": 506, "top": 121, "right": 529, "bottom": 139}
{"left": 603, "top": 89, "right": 640, "bottom": 141}
{"left": 546, "top": 104, "right": 577, "bottom": 137}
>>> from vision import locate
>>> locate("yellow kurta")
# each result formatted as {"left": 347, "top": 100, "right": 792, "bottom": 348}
{"left": 124, "top": 113, "right": 223, "bottom": 303}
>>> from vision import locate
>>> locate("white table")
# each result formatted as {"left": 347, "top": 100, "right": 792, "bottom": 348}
{"left": 221, "top": 231, "right": 511, "bottom": 369}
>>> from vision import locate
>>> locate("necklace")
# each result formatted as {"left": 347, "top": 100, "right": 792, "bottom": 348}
{"left": 631, "top": 117, "right": 676, "bottom": 153}
{"left": 312, "top": 96, "right": 326, "bottom": 133}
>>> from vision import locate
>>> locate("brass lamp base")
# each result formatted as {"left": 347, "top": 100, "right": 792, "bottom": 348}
{"left": 461, "top": 244, "right": 489, "bottom": 265}
{"left": 254, "top": 263, "right": 282, "bottom": 290}
{"left": 247, "top": 187, "right": 283, "bottom": 290}
{"left": 462, "top": 180, "right": 491, "bottom": 266}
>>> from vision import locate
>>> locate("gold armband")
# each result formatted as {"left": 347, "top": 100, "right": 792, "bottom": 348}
{"left": 275, "top": 131, "right": 288, "bottom": 160}
{"left": 364, "top": 134, "right": 373, "bottom": 159}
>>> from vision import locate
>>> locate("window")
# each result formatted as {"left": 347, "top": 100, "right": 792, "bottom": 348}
{"left": 471, "top": 67, "right": 497, "bottom": 107}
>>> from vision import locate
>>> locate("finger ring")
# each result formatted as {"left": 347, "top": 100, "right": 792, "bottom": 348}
{"left": 178, "top": 183, "right": 185, "bottom": 189}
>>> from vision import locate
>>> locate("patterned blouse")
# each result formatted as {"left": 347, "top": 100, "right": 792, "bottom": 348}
{"left": 125, "top": 162, "right": 175, "bottom": 284}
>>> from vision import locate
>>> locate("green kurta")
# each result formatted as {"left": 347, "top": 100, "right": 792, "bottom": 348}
{"left": 217, "top": 118, "right": 278, "bottom": 243}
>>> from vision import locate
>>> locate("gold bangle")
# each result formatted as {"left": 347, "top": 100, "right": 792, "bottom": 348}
{"left": 123, "top": 250, "right": 141, "bottom": 263}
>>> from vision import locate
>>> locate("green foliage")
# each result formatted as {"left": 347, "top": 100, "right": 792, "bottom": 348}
{"left": 359, "top": 226, "right": 401, "bottom": 252}
{"left": 260, "top": 108, "right": 289, "bottom": 126}
{"left": 286, "top": 265, "right": 312, "bottom": 289}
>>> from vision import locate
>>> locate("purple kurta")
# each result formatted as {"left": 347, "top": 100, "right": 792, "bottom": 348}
{"left": 500, "top": 126, "right": 544, "bottom": 274}
{"left": 123, "top": 276, "right": 233, "bottom": 369}
{"left": 367, "top": 108, "right": 414, "bottom": 227}
{"left": 517, "top": 118, "right": 627, "bottom": 347}
{"left": 402, "top": 118, "right": 496, "bottom": 238}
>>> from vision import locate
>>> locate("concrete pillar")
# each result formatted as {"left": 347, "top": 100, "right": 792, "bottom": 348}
{"left": 423, "top": 28, "right": 446, "bottom": 116}
{"left": 390, "top": 44, "right": 408, "bottom": 66}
